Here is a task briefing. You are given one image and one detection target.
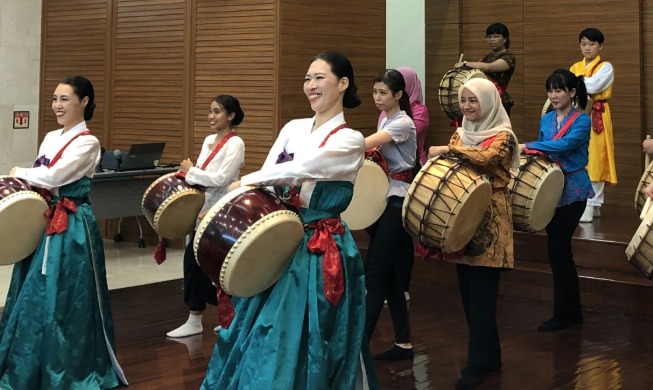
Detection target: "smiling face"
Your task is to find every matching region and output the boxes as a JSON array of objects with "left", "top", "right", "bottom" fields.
[
  {"left": 580, "top": 37, "right": 602, "bottom": 61},
  {"left": 52, "top": 83, "right": 87, "bottom": 131},
  {"left": 460, "top": 88, "right": 482, "bottom": 122},
  {"left": 303, "top": 59, "right": 347, "bottom": 115},
  {"left": 373, "top": 81, "right": 401, "bottom": 114},
  {"left": 208, "top": 100, "right": 232, "bottom": 132}
]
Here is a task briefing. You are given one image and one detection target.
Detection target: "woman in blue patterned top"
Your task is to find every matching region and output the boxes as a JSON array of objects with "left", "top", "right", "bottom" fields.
[{"left": 521, "top": 69, "right": 593, "bottom": 332}]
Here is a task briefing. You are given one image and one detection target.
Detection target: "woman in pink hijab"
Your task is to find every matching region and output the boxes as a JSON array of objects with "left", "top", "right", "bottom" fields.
[{"left": 378, "top": 66, "right": 430, "bottom": 167}]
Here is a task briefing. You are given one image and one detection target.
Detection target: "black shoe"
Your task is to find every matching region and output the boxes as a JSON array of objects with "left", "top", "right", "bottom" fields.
[
  {"left": 372, "top": 345, "right": 414, "bottom": 361},
  {"left": 455, "top": 369, "right": 484, "bottom": 390},
  {"left": 537, "top": 315, "right": 583, "bottom": 332}
]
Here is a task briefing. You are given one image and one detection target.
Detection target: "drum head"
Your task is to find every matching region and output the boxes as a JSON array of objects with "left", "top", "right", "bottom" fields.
[
  {"left": 626, "top": 211, "right": 653, "bottom": 278},
  {"left": 444, "top": 181, "right": 492, "bottom": 252},
  {"left": 341, "top": 160, "right": 389, "bottom": 230},
  {"left": 221, "top": 210, "right": 303, "bottom": 297},
  {"left": 524, "top": 167, "right": 564, "bottom": 232},
  {"left": 154, "top": 191, "right": 205, "bottom": 238},
  {"left": 0, "top": 192, "right": 48, "bottom": 265}
]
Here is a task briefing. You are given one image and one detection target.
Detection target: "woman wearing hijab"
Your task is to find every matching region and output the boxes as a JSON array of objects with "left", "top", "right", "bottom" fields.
[{"left": 429, "top": 77, "right": 519, "bottom": 390}]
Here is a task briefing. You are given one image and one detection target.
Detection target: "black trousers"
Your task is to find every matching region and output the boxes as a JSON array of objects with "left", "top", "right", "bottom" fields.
[
  {"left": 456, "top": 264, "right": 502, "bottom": 371},
  {"left": 183, "top": 232, "right": 217, "bottom": 311},
  {"left": 545, "top": 200, "right": 586, "bottom": 320},
  {"left": 365, "top": 196, "right": 414, "bottom": 344}
]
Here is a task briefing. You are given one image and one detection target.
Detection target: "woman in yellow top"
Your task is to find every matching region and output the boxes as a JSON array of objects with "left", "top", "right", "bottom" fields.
[{"left": 570, "top": 27, "right": 616, "bottom": 222}]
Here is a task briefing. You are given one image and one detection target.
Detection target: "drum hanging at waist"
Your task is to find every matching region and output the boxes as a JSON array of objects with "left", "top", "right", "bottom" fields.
[
  {"left": 438, "top": 67, "right": 487, "bottom": 120},
  {"left": 194, "top": 185, "right": 304, "bottom": 297},
  {"left": 141, "top": 172, "right": 205, "bottom": 239},
  {"left": 509, "top": 155, "right": 564, "bottom": 233},
  {"left": 402, "top": 157, "right": 491, "bottom": 253},
  {"left": 0, "top": 176, "right": 48, "bottom": 265}
]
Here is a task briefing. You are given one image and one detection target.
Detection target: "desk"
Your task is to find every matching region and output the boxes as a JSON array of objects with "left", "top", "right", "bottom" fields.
[{"left": 90, "top": 167, "right": 179, "bottom": 220}]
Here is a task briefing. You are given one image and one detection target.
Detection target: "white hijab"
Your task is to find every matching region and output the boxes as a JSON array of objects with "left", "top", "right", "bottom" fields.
[{"left": 455, "top": 78, "right": 520, "bottom": 169}]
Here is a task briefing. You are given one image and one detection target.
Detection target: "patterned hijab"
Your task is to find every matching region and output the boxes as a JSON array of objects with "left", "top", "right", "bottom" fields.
[{"left": 456, "top": 78, "right": 520, "bottom": 168}]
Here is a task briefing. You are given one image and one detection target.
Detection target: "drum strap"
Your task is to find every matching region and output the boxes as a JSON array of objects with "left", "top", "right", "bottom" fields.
[
  {"left": 523, "top": 112, "right": 581, "bottom": 157},
  {"left": 199, "top": 131, "right": 237, "bottom": 170},
  {"left": 390, "top": 170, "right": 413, "bottom": 184},
  {"left": 319, "top": 124, "right": 348, "bottom": 147},
  {"left": 306, "top": 217, "right": 345, "bottom": 305},
  {"left": 47, "top": 131, "right": 92, "bottom": 168},
  {"left": 365, "top": 148, "right": 389, "bottom": 175},
  {"left": 283, "top": 124, "right": 350, "bottom": 209}
]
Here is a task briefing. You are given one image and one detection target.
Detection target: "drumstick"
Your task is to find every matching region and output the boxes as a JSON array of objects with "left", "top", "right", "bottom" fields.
[
  {"left": 646, "top": 135, "right": 651, "bottom": 168},
  {"left": 458, "top": 54, "right": 464, "bottom": 63},
  {"left": 641, "top": 197, "right": 652, "bottom": 221}
]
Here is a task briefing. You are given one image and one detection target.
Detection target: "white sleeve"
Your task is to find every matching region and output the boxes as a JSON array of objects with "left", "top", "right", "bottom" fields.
[
  {"left": 382, "top": 116, "right": 414, "bottom": 144},
  {"left": 241, "top": 129, "right": 364, "bottom": 187},
  {"left": 584, "top": 62, "right": 614, "bottom": 94},
  {"left": 185, "top": 137, "right": 245, "bottom": 188},
  {"left": 14, "top": 135, "right": 100, "bottom": 191}
]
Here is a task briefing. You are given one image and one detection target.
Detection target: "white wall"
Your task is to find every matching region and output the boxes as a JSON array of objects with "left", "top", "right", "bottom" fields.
[
  {"left": 386, "top": 0, "right": 426, "bottom": 98},
  {"left": 0, "top": 0, "right": 41, "bottom": 174}
]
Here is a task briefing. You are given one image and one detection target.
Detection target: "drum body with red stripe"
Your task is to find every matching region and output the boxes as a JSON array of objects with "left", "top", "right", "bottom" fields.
[
  {"left": 142, "top": 172, "right": 205, "bottom": 239},
  {"left": 0, "top": 176, "right": 48, "bottom": 265},
  {"left": 194, "top": 185, "right": 304, "bottom": 297}
]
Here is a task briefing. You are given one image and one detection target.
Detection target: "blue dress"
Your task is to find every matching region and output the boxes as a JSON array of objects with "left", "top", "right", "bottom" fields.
[
  {"left": 201, "top": 181, "right": 377, "bottom": 389},
  {"left": 0, "top": 177, "right": 126, "bottom": 389}
]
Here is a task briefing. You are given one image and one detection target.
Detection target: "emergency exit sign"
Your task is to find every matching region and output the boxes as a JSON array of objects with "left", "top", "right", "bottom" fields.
[{"left": 13, "top": 111, "right": 29, "bottom": 129}]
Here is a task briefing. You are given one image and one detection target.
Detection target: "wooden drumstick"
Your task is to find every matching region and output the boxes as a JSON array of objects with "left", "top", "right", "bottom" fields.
[
  {"left": 646, "top": 135, "right": 651, "bottom": 168},
  {"left": 458, "top": 54, "right": 464, "bottom": 63}
]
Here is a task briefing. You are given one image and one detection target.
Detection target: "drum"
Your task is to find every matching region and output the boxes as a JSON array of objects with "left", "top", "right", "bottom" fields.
[
  {"left": 625, "top": 207, "right": 653, "bottom": 279},
  {"left": 402, "top": 157, "right": 492, "bottom": 253},
  {"left": 509, "top": 155, "right": 564, "bottom": 233},
  {"left": 0, "top": 176, "right": 48, "bottom": 265},
  {"left": 635, "top": 160, "right": 653, "bottom": 214},
  {"left": 438, "top": 67, "right": 487, "bottom": 120},
  {"left": 341, "top": 159, "right": 389, "bottom": 230},
  {"left": 194, "top": 185, "right": 304, "bottom": 297},
  {"left": 142, "top": 172, "right": 205, "bottom": 239}
]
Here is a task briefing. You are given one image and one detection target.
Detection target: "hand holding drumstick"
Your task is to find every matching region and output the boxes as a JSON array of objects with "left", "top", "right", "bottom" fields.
[{"left": 454, "top": 54, "right": 466, "bottom": 69}]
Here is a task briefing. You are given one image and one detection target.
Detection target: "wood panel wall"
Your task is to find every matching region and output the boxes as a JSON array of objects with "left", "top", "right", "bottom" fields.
[
  {"left": 39, "top": 0, "right": 385, "bottom": 244},
  {"left": 426, "top": 0, "right": 644, "bottom": 207}
]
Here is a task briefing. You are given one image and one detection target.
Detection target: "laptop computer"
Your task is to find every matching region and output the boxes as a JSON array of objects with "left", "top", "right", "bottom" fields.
[{"left": 99, "top": 142, "right": 165, "bottom": 171}]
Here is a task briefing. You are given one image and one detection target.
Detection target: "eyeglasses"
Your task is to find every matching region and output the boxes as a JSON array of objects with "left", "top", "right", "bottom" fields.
[{"left": 485, "top": 34, "right": 504, "bottom": 41}]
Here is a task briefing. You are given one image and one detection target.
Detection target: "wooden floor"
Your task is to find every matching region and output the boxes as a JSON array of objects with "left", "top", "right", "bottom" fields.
[
  {"left": 107, "top": 276, "right": 653, "bottom": 390},
  {"left": 4, "top": 204, "right": 653, "bottom": 389}
]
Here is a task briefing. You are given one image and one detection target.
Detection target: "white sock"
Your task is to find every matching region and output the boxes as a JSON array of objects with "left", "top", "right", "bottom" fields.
[{"left": 188, "top": 313, "right": 202, "bottom": 326}]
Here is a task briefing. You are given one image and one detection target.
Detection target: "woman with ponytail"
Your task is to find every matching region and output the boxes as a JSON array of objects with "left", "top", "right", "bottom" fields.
[
  {"left": 364, "top": 69, "right": 417, "bottom": 361},
  {"left": 521, "top": 69, "right": 592, "bottom": 332}
]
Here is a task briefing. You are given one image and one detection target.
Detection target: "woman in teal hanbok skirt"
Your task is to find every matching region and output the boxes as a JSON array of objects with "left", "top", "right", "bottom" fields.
[
  {"left": 201, "top": 51, "right": 378, "bottom": 389},
  {"left": 0, "top": 76, "right": 126, "bottom": 389}
]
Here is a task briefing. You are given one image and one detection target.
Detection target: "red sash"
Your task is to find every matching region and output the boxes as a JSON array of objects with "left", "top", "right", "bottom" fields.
[
  {"left": 587, "top": 60, "right": 606, "bottom": 134},
  {"left": 44, "top": 130, "right": 92, "bottom": 235}
]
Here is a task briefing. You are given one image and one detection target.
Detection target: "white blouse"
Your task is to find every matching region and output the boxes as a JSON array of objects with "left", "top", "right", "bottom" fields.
[
  {"left": 241, "top": 112, "right": 364, "bottom": 208},
  {"left": 185, "top": 133, "right": 245, "bottom": 213},
  {"left": 14, "top": 121, "right": 100, "bottom": 196}
]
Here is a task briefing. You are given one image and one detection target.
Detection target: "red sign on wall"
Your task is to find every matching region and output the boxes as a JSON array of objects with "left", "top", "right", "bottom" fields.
[{"left": 13, "top": 111, "right": 29, "bottom": 129}]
